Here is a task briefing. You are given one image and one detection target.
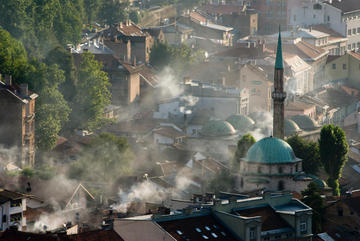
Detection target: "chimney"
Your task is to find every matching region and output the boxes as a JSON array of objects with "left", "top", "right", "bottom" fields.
[
  {"left": 4, "top": 75, "right": 12, "bottom": 86},
  {"left": 119, "top": 22, "right": 123, "bottom": 29},
  {"left": 133, "top": 56, "right": 136, "bottom": 66},
  {"left": 309, "top": 26, "right": 312, "bottom": 32},
  {"left": 183, "top": 77, "right": 191, "bottom": 84},
  {"left": 20, "top": 83, "right": 29, "bottom": 96}
]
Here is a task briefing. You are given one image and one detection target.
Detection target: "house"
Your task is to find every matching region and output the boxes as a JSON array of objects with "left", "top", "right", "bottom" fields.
[
  {"left": 0, "top": 189, "right": 27, "bottom": 231},
  {"left": 73, "top": 53, "right": 141, "bottom": 105},
  {"left": 325, "top": 52, "right": 360, "bottom": 89},
  {"left": 285, "top": 99, "right": 317, "bottom": 119},
  {"left": 180, "top": 11, "right": 233, "bottom": 47},
  {"left": 114, "top": 192, "right": 313, "bottom": 241},
  {"left": 0, "top": 76, "right": 38, "bottom": 168},
  {"left": 101, "top": 20, "right": 153, "bottom": 64},
  {"left": 324, "top": 0, "right": 360, "bottom": 53},
  {"left": 251, "top": 0, "right": 288, "bottom": 34},
  {"left": 152, "top": 124, "right": 186, "bottom": 146},
  {"left": 239, "top": 64, "right": 273, "bottom": 113},
  {"left": 143, "top": 28, "right": 165, "bottom": 44},
  {"left": 311, "top": 24, "right": 348, "bottom": 56},
  {"left": 199, "top": 4, "right": 258, "bottom": 38},
  {"left": 161, "top": 24, "right": 193, "bottom": 45}
]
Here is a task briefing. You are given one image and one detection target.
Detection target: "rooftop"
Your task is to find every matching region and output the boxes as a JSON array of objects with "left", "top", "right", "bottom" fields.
[
  {"left": 225, "top": 114, "right": 254, "bottom": 131},
  {"left": 289, "top": 115, "right": 319, "bottom": 131},
  {"left": 156, "top": 214, "right": 237, "bottom": 241},
  {"left": 326, "top": 0, "right": 360, "bottom": 14},
  {"left": 200, "top": 120, "right": 236, "bottom": 137},
  {"left": 234, "top": 206, "right": 291, "bottom": 231}
]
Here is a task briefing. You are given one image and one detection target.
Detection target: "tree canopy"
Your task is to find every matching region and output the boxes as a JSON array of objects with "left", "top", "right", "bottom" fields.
[
  {"left": 287, "top": 135, "right": 321, "bottom": 175},
  {"left": 319, "top": 125, "right": 349, "bottom": 196},
  {"left": 232, "top": 134, "right": 256, "bottom": 172},
  {"left": 68, "top": 133, "right": 133, "bottom": 182},
  {"left": 70, "top": 52, "right": 111, "bottom": 130},
  {"left": 301, "top": 182, "right": 325, "bottom": 233}
]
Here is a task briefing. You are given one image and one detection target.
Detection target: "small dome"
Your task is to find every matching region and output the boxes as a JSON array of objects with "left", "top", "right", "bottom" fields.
[
  {"left": 200, "top": 120, "right": 236, "bottom": 137},
  {"left": 285, "top": 118, "right": 301, "bottom": 136},
  {"left": 226, "top": 114, "right": 255, "bottom": 131},
  {"left": 289, "top": 115, "right": 318, "bottom": 131},
  {"left": 244, "top": 137, "right": 299, "bottom": 164}
]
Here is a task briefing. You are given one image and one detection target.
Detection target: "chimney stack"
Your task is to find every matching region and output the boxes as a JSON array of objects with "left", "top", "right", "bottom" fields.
[
  {"left": 20, "top": 83, "right": 29, "bottom": 96},
  {"left": 133, "top": 56, "right": 136, "bottom": 66},
  {"left": 4, "top": 75, "right": 12, "bottom": 86}
]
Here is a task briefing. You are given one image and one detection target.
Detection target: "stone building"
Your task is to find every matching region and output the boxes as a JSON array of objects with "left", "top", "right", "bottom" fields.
[
  {"left": 0, "top": 76, "right": 38, "bottom": 167},
  {"left": 101, "top": 20, "right": 153, "bottom": 64}
]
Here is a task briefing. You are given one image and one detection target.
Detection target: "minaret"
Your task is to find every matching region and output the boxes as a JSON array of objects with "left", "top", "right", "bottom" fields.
[{"left": 272, "top": 28, "right": 286, "bottom": 139}]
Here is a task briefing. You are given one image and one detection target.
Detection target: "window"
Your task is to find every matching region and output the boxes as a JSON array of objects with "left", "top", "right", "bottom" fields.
[
  {"left": 343, "top": 64, "right": 347, "bottom": 70},
  {"left": 353, "top": 43, "right": 356, "bottom": 49},
  {"left": 293, "top": 15, "right": 296, "bottom": 22},
  {"left": 258, "top": 166, "right": 262, "bottom": 173},
  {"left": 313, "top": 14, "right": 316, "bottom": 19},
  {"left": 278, "top": 166, "right": 283, "bottom": 174},
  {"left": 358, "top": 27, "right": 360, "bottom": 34},
  {"left": 348, "top": 29, "right": 352, "bottom": 36},
  {"left": 348, "top": 44, "right": 352, "bottom": 50},
  {"left": 278, "top": 180, "right": 285, "bottom": 190},
  {"left": 250, "top": 227, "right": 256, "bottom": 240},
  {"left": 332, "top": 63, "right": 336, "bottom": 69},
  {"left": 353, "top": 28, "right": 357, "bottom": 35},
  {"left": 358, "top": 42, "right": 360, "bottom": 49},
  {"left": 327, "top": 16, "right": 330, "bottom": 22},
  {"left": 300, "top": 220, "right": 307, "bottom": 233}
]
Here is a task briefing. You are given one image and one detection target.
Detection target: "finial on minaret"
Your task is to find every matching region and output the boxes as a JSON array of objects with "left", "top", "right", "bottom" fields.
[
  {"left": 272, "top": 25, "right": 286, "bottom": 140},
  {"left": 275, "top": 25, "right": 283, "bottom": 69}
]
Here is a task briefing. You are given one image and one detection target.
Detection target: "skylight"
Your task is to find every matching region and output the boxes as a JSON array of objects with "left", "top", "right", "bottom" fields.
[
  {"left": 205, "top": 226, "right": 211, "bottom": 231},
  {"left": 202, "top": 235, "right": 209, "bottom": 239},
  {"left": 176, "top": 230, "right": 183, "bottom": 235},
  {"left": 211, "top": 232, "right": 218, "bottom": 238},
  {"left": 221, "top": 231, "right": 227, "bottom": 236},
  {"left": 196, "top": 228, "right": 202, "bottom": 232}
]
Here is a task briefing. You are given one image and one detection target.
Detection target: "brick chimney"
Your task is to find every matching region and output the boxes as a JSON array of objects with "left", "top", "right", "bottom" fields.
[
  {"left": 20, "top": 83, "right": 29, "bottom": 96},
  {"left": 4, "top": 75, "right": 12, "bottom": 86}
]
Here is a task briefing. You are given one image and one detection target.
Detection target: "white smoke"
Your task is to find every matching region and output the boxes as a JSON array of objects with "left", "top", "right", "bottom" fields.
[
  {"left": 157, "top": 67, "right": 184, "bottom": 98},
  {"left": 249, "top": 112, "right": 273, "bottom": 141}
]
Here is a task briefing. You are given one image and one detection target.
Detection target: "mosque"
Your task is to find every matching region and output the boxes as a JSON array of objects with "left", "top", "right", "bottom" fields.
[{"left": 236, "top": 30, "right": 318, "bottom": 193}]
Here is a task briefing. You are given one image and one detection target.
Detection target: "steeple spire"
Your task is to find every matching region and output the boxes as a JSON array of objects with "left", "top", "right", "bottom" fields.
[{"left": 275, "top": 26, "right": 283, "bottom": 69}]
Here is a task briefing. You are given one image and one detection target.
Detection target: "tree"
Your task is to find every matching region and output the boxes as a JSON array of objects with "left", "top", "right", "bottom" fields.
[
  {"left": 98, "top": 0, "right": 128, "bottom": 25},
  {"left": 71, "top": 52, "right": 111, "bottom": 130},
  {"left": 129, "top": 10, "right": 140, "bottom": 24},
  {"left": 24, "top": 61, "right": 71, "bottom": 151},
  {"left": 287, "top": 135, "right": 321, "bottom": 175},
  {"left": 319, "top": 125, "right": 349, "bottom": 196},
  {"left": 68, "top": 133, "right": 133, "bottom": 182},
  {"left": 84, "top": 0, "right": 102, "bottom": 24},
  {"left": 232, "top": 134, "right": 256, "bottom": 172},
  {"left": 302, "top": 182, "right": 325, "bottom": 233}
]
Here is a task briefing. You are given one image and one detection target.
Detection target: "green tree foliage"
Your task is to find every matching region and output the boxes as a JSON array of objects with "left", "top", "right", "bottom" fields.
[
  {"left": 319, "top": 125, "right": 349, "bottom": 196},
  {"left": 71, "top": 52, "right": 111, "bottom": 130},
  {"left": 302, "top": 182, "right": 325, "bottom": 233},
  {"left": 24, "top": 61, "right": 71, "bottom": 151},
  {"left": 84, "top": 0, "right": 102, "bottom": 24},
  {"left": 287, "top": 135, "right": 321, "bottom": 175},
  {"left": 150, "top": 42, "right": 201, "bottom": 76},
  {"left": 233, "top": 134, "right": 256, "bottom": 172},
  {"left": 98, "top": 0, "right": 128, "bottom": 25},
  {"left": 0, "top": 28, "right": 28, "bottom": 78},
  {"left": 68, "top": 133, "right": 133, "bottom": 182},
  {"left": 129, "top": 10, "right": 140, "bottom": 24}
]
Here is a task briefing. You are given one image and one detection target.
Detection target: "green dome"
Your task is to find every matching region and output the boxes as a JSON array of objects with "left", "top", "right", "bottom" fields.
[
  {"left": 285, "top": 118, "right": 301, "bottom": 136},
  {"left": 244, "top": 137, "right": 298, "bottom": 164},
  {"left": 289, "top": 115, "right": 318, "bottom": 131},
  {"left": 200, "top": 120, "right": 236, "bottom": 137},
  {"left": 226, "top": 115, "right": 255, "bottom": 131}
]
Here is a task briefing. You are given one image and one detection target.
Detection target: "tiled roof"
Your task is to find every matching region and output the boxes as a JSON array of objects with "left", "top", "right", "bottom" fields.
[
  {"left": 157, "top": 214, "right": 237, "bottom": 240},
  {"left": 66, "top": 229, "right": 125, "bottom": 241},
  {"left": 190, "top": 12, "right": 209, "bottom": 24},
  {"left": 286, "top": 100, "right": 315, "bottom": 111},
  {"left": 326, "top": 0, "right": 360, "bottom": 13},
  {"left": 317, "top": 87, "right": 359, "bottom": 108},
  {"left": 326, "top": 55, "right": 342, "bottom": 64},
  {"left": 234, "top": 206, "right": 291, "bottom": 231},
  {"left": 0, "top": 189, "right": 25, "bottom": 204},
  {"left": 139, "top": 65, "right": 159, "bottom": 87},
  {"left": 153, "top": 127, "right": 185, "bottom": 138},
  {"left": 106, "top": 21, "right": 146, "bottom": 37},
  {"left": 348, "top": 51, "right": 360, "bottom": 60},
  {"left": 311, "top": 24, "right": 345, "bottom": 38}
]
